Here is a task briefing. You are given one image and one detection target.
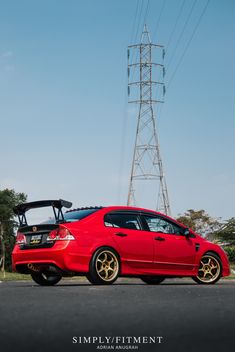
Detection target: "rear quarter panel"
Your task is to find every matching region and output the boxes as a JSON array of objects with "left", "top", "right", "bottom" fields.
[{"left": 65, "top": 212, "right": 120, "bottom": 272}]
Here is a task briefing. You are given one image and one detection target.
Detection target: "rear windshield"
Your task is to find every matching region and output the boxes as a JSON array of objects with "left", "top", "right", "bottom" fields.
[
  {"left": 64, "top": 209, "right": 99, "bottom": 222},
  {"left": 41, "top": 208, "right": 100, "bottom": 224}
]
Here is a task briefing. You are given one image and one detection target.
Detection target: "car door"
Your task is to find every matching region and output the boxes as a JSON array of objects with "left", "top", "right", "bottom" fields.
[
  {"left": 104, "top": 211, "right": 154, "bottom": 270},
  {"left": 141, "top": 213, "right": 196, "bottom": 275}
]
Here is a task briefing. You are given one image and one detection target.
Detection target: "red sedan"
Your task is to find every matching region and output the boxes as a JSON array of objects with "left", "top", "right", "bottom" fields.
[{"left": 12, "top": 200, "right": 230, "bottom": 285}]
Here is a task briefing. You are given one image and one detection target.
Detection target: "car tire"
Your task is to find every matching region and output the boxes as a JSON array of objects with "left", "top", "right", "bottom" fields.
[
  {"left": 192, "top": 252, "right": 222, "bottom": 285},
  {"left": 141, "top": 276, "right": 165, "bottom": 285},
  {"left": 86, "top": 247, "right": 120, "bottom": 285},
  {"left": 31, "top": 271, "right": 62, "bottom": 286}
]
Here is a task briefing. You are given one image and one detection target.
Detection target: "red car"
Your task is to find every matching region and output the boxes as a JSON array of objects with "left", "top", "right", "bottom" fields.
[{"left": 12, "top": 199, "right": 230, "bottom": 286}]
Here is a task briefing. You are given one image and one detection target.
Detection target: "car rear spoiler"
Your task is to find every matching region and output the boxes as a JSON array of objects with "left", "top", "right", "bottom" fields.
[{"left": 13, "top": 199, "right": 72, "bottom": 227}]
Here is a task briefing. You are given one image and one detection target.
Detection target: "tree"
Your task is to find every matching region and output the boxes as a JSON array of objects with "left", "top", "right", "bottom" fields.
[
  {"left": 214, "top": 217, "right": 235, "bottom": 244},
  {"left": 176, "top": 209, "right": 220, "bottom": 237},
  {"left": 214, "top": 218, "right": 235, "bottom": 262},
  {"left": 0, "top": 188, "right": 27, "bottom": 272}
]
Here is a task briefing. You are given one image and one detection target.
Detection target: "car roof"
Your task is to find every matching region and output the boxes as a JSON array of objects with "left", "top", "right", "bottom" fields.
[
  {"left": 67, "top": 205, "right": 160, "bottom": 214},
  {"left": 65, "top": 205, "right": 190, "bottom": 231},
  {"left": 98, "top": 205, "right": 179, "bottom": 223},
  {"left": 101, "top": 206, "right": 192, "bottom": 231}
]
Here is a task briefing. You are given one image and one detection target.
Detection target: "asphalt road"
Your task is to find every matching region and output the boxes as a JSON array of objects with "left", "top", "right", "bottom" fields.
[{"left": 0, "top": 278, "right": 235, "bottom": 352}]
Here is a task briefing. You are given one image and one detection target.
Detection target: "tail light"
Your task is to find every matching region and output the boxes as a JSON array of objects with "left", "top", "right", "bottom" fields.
[
  {"left": 47, "top": 228, "right": 75, "bottom": 241},
  {"left": 16, "top": 232, "right": 26, "bottom": 244}
]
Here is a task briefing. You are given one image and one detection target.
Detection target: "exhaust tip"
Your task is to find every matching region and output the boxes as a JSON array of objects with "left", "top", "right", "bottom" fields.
[{"left": 27, "top": 263, "right": 40, "bottom": 272}]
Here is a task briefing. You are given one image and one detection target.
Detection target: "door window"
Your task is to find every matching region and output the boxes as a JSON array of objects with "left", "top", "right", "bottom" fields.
[
  {"left": 104, "top": 213, "right": 141, "bottom": 230},
  {"left": 143, "top": 215, "right": 182, "bottom": 235}
]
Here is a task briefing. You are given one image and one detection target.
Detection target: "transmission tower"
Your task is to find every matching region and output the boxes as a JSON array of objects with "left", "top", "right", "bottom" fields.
[{"left": 127, "top": 25, "right": 171, "bottom": 215}]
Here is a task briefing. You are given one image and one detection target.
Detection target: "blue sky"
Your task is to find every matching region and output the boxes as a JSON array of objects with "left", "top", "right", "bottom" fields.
[{"left": 0, "top": 0, "right": 235, "bottom": 221}]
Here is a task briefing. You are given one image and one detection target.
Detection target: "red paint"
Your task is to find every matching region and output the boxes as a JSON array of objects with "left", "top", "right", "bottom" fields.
[{"left": 12, "top": 206, "right": 230, "bottom": 279}]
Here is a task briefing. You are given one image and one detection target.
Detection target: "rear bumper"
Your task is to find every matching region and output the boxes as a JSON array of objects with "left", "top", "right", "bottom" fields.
[{"left": 12, "top": 241, "right": 90, "bottom": 273}]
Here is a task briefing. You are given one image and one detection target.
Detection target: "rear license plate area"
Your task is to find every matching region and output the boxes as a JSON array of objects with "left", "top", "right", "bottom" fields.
[{"left": 30, "top": 234, "right": 42, "bottom": 245}]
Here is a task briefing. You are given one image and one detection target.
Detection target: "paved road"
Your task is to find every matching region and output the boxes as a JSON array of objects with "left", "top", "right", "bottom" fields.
[{"left": 0, "top": 278, "right": 234, "bottom": 352}]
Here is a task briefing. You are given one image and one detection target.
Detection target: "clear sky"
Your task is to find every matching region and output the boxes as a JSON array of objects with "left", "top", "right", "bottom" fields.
[{"left": 0, "top": 0, "right": 235, "bottom": 221}]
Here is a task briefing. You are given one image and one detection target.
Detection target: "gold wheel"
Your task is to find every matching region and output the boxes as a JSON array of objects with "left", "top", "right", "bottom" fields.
[
  {"left": 95, "top": 250, "right": 119, "bottom": 282},
  {"left": 196, "top": 254, "right": 221, "bottom": 283}
]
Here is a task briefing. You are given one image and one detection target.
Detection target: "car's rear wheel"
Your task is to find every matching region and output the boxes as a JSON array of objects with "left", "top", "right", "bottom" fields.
[
  {"left": 86, "top": 247, "right": 120, "bottom": 285},
  {"left": 31, "top": 271, "right": 62, "bottom": 286},
  {"left": 141, "top": 276, "right": 165, "bottom": 285},
  {"left": 192, "top": 252, "right": 222, "bottom": 285}
]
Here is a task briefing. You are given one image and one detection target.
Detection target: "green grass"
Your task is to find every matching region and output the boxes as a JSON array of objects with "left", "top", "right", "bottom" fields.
[{"left": 0, "top": 271, "right": 31, "bottom": 281}]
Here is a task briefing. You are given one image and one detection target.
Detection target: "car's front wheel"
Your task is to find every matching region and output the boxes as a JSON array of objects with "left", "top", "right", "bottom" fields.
[
  {"left": 141, "top": 276, "right": 165, "bottom": 285},
  {"left": 31, "top": 271, "right": 62, "bottom": 286},
  {"left": 86, "top": 247, "right": 120, "bottom": 285},
  {"left": 192, "top": 252, "right": 222, "bottom": 285}
]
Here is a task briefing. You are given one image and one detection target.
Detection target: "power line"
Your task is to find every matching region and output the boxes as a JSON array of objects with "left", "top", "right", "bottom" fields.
[
  {"left": 166, "top": 0, "right": 198, "bottom": 69},
  {"left": 155, "top": 0, "right": 186, "bottom": 124},
  {"left": 142, "top": 0, "right": 150, "bottom": 31},
  {"left": 129, "top": 0, "right": 152, "bottom": 87},
  {"left": 128, "top": 0, "right": 146, "bottom": 92},
  {"left": 119, "top": 0, "right": 144, "bottom": 203},
  {"left": 167, "top": 0, "right": 211, "bottom": 89},
  {"left": 133, "top": 0, "right": 145, "bottom": 44},
  {"left": 130, "top": 0, "right": 141, "bottom": 44},
  {"left": 165, "top": 0, "right": 186, "bottom": 51},
  {"left": 153, "top": 0, "right": 166, "bottom": 40}
]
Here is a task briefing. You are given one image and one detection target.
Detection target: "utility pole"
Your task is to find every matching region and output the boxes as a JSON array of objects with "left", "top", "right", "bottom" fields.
[{"left": 127, "top": 25, "right": 171, "bottom": 215}]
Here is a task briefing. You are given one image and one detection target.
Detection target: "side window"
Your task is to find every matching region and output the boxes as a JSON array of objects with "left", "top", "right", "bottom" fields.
[
  {"left": 143, "top": 215, "right": 182, "bottom": 235},
  {"left": 104, "top": 213, "right": 141, "bottom": 230}
]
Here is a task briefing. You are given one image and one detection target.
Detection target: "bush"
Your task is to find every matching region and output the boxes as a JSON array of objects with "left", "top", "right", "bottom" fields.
[{"left": 224, "top": 246, "right": 235, "bottom": 263}]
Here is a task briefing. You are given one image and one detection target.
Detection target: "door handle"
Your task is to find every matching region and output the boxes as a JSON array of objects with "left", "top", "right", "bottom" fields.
[
  {"left": 115, "top": 232, "right": 128, "bottom": 237},
  {"left": 154, "top": 236, "right": 165, "bottom": 241}
]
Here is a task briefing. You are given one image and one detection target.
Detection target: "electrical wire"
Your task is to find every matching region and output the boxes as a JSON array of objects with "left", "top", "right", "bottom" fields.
[
  {"left": 165, "top": 0, "right": 186, "bottom": 51},
  {"left": 167, "top": 0, "right": 211, "bottom": 89},
  {"left": 133, "top": 0, "right": 145, "bottom": 44},
  {"left": 130, "top": 0, "right": 141, "bottom": 44},
  {"left": 142, "top": 0, "right": 150, "bottom": 32},
  {"left": 129, "top": 0, "right": 151, "bottom": 86},
  {"left": 118, "top": 0, "right": 146, "bottom": 203},
  {"left": 166, "top": 0, "right": 198, "bottom": 69},
  {"left": 152, "top": 0, "right": 166, "bottom": 40},
  {"left": 129, "top": 0, "right": 145, "bottom": 83},
  {"left": 156, "top": 0, "right": 186, "bottom": 123}
]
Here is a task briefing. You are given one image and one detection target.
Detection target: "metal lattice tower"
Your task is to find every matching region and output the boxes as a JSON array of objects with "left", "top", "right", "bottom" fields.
[{"left": 127, "top": 25, "right": 171, "bottom": 215}]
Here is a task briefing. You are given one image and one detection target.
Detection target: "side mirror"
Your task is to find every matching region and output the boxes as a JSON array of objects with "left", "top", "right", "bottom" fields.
[{"left": 182, "top": 228, "right": 190, "bottom": 236}]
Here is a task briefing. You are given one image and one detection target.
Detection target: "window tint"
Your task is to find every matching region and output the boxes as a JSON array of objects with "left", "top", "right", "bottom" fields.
[
  {"left": 64, "top": 209, "right": 99, "bottom": 222},
  {"left": 41, "top": 209, "right": 99, "bottom": 224},
  {"left": 143, "top": 215, "right": 182, "bottom": 235},
  {"left": 104, "top": 213, "right": 141, "bottom": 230}
]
